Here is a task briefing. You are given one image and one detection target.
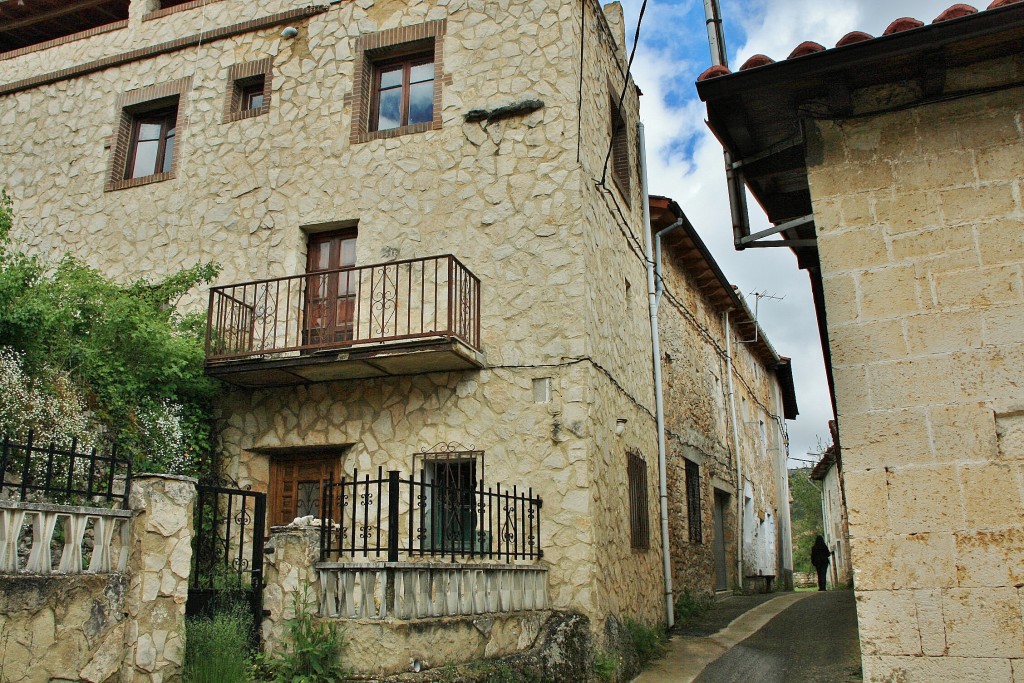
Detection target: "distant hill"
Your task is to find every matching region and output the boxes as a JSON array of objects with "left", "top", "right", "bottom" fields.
[{"left": 789, "top": 467, "right": 823, "bottom": 574}]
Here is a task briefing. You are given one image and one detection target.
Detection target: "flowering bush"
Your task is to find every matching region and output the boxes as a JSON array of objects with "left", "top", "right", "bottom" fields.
[{"left": 0, "top": 191, "right": 218, "bottom": 477}]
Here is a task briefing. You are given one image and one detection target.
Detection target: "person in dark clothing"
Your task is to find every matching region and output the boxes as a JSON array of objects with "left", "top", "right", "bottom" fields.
[{"left": 811, "top": 535, "right": 831, "bottom": 591}]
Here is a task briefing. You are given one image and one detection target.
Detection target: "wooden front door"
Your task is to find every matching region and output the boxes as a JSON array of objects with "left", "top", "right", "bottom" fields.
[
  {"left": 305, "top": 230, "right": 357, "bottom": 347},
  {"left": 713, "top": 490, "right": 729, "bottom": 591},
  {"left": 269, "top": 455, "right": 339, "bottom": 527}
]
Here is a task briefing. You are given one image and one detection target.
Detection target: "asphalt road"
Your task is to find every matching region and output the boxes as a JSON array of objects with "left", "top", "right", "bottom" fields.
[{"left": 693, "top": 591, "right": 862, "bottom": 683}]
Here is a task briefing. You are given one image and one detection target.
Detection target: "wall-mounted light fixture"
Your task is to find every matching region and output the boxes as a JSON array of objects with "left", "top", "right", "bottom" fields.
[
  {"left": 615, "top": 418, "right": 628, "bottom": 436},
  {"left": 281, "top": 26, "right": 299, "bottom": 38}
]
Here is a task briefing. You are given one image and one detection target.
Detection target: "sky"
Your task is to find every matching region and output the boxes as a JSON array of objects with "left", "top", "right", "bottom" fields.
[{"left": 617, "top": 0, "right": 959, "bottom": 466}]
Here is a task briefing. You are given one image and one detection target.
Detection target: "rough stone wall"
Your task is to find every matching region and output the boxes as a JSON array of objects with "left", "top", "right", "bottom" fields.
[
  {"left": 806, "top": 54, "right": 1024, "bottom": 681},
  {"left": 122, "top": 474, "right": 196, "bottom": 683},
  {"left": 0, "top": 0, "right": 671, "bottom": 644},
  {"left": 0, "top": 574, "right": 129, "bottom": 683},
  {"left": 656, "top": 250, "right": 790, "bottom": 597},
  {"left": 820, "top": 463, "right": 852, "bottom": 587}
]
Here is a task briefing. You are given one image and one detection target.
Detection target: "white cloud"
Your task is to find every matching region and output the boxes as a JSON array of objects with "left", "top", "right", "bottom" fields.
[{"left": 621, "top": 0, "right": 958, "bottom": 463}]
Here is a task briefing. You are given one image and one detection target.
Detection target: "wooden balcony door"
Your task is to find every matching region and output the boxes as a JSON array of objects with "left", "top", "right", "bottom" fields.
[{"left": 305, "top": 230, "right": 357, "bottom": 347}]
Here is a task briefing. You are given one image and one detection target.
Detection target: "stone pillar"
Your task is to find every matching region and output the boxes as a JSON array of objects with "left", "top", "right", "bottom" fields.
[
  {"left": 261, "top": 526, "right": 320, "bottom": 653},
  {"left": 122, "top": 474, "right": 196, "bottom": 683}
]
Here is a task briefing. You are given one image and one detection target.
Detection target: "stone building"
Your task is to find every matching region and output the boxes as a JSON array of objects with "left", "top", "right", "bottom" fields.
[
  {"left": 0, "top": 0, "right": 796, "bottom": 675},
  {"left": 698, "top": 1, "right": 1024, "bottom": 680},
  {"left": 810, "top": 428, "right": 852, "bottom": 588},
  {"left": 651, "top": 197, "right": 798, "bottom": 596}
]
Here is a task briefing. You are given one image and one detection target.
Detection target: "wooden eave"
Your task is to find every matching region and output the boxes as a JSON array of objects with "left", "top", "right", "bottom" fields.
[{"left": 0, "top": 0, "right": 130, "bottom": 52}]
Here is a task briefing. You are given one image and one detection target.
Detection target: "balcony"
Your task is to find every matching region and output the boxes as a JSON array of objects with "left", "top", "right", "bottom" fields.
[{"left": 204, "top": 255, "right": 483, "bottom": 387}]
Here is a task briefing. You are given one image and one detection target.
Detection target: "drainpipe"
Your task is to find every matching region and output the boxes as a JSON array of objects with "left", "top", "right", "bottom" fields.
[
  {"left": 639, "top": 122, "right": 680, "bottom": 627},
  {"left": 725, "top": 312, "right": 744, "bottom": 590}
]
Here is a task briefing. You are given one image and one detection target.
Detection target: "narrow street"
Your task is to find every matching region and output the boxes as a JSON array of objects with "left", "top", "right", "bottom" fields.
[{"left": 635, "top": 590, "right": 862, "bottom": 683}]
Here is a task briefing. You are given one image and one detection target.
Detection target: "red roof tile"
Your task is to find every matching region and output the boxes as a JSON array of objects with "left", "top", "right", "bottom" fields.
[
  {"left": 788, "top": 41, "right": 826, "bottom": 58},
  {"left": 697, "top": 1, "right": 1024, "bottom": 81},
  {"left": 740, "top": 54, "right": 775, "bottom": 70},
  {"left": 835, "top": 31, "right": 873, "bottom": 47},
  {"left": 933, "top": 3, "right": 978, "bottom": 21}
]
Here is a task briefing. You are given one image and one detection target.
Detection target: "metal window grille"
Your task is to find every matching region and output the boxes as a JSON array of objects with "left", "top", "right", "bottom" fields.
[
  {"left": 685, "top": 459, "right": 703, "bottom": 544},
  {"left": 626, "top": 450, "right": 649, "bottom": 550}
]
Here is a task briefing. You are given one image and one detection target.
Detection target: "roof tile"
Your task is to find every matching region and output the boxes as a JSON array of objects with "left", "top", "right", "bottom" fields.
[
  {"left": 835, "top": 31, "right": 874, "bottom": 47},
  {"left": 987, "top": 0, "right": 1022, "bottom": 8},
  {"left": 788, "top": 41, "right": 826, "bottom": 58},
  {"left": 697, "top": 64, "right": 731, "bottom": 81},
  {"left": 933, "top": 4, "right": 978, "bottom": 21},
  {"left": 740, "top": 54, "right": 775, "bottom": 70},
  {"left": 883, "top": 17, "right": 925, "bottom": 34}
]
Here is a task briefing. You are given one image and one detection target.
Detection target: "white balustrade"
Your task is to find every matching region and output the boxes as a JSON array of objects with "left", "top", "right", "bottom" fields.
[
  {"left": 317, "top": 562, "right": 548, "bottom": 621},
  {"left": 0, "top": 501, "right": 131, "bottom": 574}
]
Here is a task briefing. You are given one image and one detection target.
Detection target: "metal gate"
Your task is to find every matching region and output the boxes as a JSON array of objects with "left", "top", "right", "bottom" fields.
[{"left": 186, "top": 477, "right": 267, "bottom": 648}]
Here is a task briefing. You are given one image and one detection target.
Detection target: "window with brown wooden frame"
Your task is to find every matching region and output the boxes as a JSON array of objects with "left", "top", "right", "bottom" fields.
[
  {"left": 125, "top": 105, "right": 177, "bottom": 180},
  {"left": 371, "top": 53, "right": 435, "bottom": 132},
  {"left": 347, "top": 21, "right": 447, "bottom": 145},
  {"left": 627, "top": 450, "right": 650, "bottom": 550},
  {"left": 223, "top": 59, "right": 273, "bottom": 123},
  {"left": 609, "top": 95, "right": 632, "bottom": 205}
]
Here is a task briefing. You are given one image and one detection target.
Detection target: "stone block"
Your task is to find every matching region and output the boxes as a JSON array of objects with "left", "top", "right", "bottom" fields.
[
  {"left": 822, "top": 272, "right": 859, "bottom": 325},
  {"left": 855, "top": 589, "right": 922, "bottom": 656},
  {"left": 928, "top": 404, "right": 997, "bottom": 464},
  {"left": 885, "top": 466, "right": 960, "bottom": 535},
  {"left": 862, "top": 654, "right": 1012, "bottom": 682},
  {"left": 832, "top": 365, "right": 870, "bottom": 416},
  {"left": 942, "top": 587, "right": 1024, "bottom": 658},
  {"left": 940, "top": 184, "right": 1018, "bottom": 225},
  {"left": 959, "top": 462, "right": 1024, "bottom": 530},
  {"left": 858, "top": 265, "right": 920, "bottom": 320},
  {"left": 935, "top": 264, "right": 1023, "bottom": 310},
  {"left": 819, "top": 227, "right": 890, "bottom": 273},
  {"left": 912, "top": 589, "right": 947, "bottom": 656},
  {"left": 977, "top": 218, "right": 1024, "bottom": 267},
  {"left": 955, "top": 344, "right": 1024, "bottom": 405},
  {"left": 889, "top": 224, "right": 974, "bottom": 262},
  {"left": 996, "top": 411, "right": 1024, "bottom": 461},
  {"left": 874, "top": 191, "right": 942, "bottom": 234},
  {"left": 905, "top": 310, "right": 982, "bottom": 356},
  {"left": 844, "top": 469, "right": 890, "bottom": 539},
  {"left": 840, "top": 193, "right": 874, "bottom": 228},
  {"left": 976, "top": 142, "right": 1024, "bottom": 183},
  {"left": 892, "top": 151, "right": 974, "bottom": 192},
  {"left": 955, "top": 528, "right": 1024, "bottom": 588},
  {"left": 829, "top": 319, "right": 908, "bottom": 367},
  {"left": 867, "top": 357, "right": 956, "bottom": 411},
  {"left": 838, "top": 408, "right": 931, "bottom": 469}
]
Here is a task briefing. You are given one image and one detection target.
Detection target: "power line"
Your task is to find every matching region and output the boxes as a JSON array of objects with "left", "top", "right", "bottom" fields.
[{"left": 598, "top": 0, "right": 649, "bottom": 188}]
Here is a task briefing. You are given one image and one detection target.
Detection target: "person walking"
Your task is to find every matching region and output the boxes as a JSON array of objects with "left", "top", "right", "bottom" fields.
[{"left": 811, "top": 535, "right": 831, "bottom": 591}]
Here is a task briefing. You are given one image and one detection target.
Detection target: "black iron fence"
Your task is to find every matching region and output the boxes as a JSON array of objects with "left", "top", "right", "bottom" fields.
[
  {"left": 0, "top": 431, "right": 131, "bottom": 507},
  {"left": 320, "top": 468, "right": 543, "bottom": 563}
]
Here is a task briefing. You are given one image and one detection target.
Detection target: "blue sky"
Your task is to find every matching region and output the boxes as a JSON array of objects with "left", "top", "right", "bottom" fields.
[{"left": 616, "top": 0, "right": 961, "bottom": 465}]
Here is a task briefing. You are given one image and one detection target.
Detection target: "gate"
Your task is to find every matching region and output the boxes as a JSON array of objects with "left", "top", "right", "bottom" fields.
[{"left": 186, "top": 477, "right": 267, "bottom": 648}]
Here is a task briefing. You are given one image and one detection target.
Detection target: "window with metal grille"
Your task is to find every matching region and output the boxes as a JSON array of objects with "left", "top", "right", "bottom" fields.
[
  {"left": 685, "top": 459, "right": 703, "bottom": 544},
  {"left": 627, "top": 450, "right": 650, "bottom": 550}
]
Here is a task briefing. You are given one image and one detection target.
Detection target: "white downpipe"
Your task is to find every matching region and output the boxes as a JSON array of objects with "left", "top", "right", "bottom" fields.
[
  {"left": 639, "top": 122, "right": 677, "bottom": 627},
  {"left": 725, "top": 312, "right": 744, "bottom": 589}
]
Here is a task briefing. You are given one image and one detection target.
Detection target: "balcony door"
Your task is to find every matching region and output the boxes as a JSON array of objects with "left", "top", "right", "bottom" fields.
[{"left": 305, "top": 230, "right": 357, "bottom": 347}]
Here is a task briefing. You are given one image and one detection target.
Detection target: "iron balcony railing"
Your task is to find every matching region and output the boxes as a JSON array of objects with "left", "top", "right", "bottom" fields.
[
  {"left": 319, "top": 468, "right": 543, "bottom": 564},
  {"left": 205, "top": 255, "right": 481, "bottom": 361}
]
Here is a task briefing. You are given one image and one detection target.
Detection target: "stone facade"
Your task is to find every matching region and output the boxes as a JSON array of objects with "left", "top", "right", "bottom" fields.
[
  {"left": 806, "top": 55, "right": 1024, "bottom": 681},
  {"left": 0, "top": 475, "right": 194, "bottom": 683},
  {"left": 0, "top": 0, "right": 669, "bottom": 652}
]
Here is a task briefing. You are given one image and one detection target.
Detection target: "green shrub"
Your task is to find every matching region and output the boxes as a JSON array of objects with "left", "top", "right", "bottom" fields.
[
  {"left": 674, "top": 590, "right": 714, "bottom": 625},
  {"left": 593, "top": 650, "right": 619, "bottom": 681},
  {"left": 258, "top": 589, "right": 348, "bottom": 683},
  {"left": 184, "top": 604, "right": 253, "bottom": 683},
  {"left": 624, "top": 618, "right": 667, "bottom": 669}
]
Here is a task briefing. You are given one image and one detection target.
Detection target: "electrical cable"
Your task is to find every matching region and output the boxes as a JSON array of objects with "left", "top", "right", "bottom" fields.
[{"left": 599, "top": 0, "right": 648, "bottom": 188}]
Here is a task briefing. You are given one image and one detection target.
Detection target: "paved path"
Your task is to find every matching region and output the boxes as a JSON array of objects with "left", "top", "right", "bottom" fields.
[{"left": 633, "top": 591, "right": 861, "bottom": 683}]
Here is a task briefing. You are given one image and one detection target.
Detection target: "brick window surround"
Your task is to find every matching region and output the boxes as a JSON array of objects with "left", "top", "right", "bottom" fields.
[
  {"left": 223, "top": 58, "right": 273, "bottom": 123},
  {"left": 346, "top": 20, "right": 449, "bottom": 145},
  {"left": 627, "top": 449, "right": 650, "bottom": 550},
  {"left": 105, "top": 77, "right": 191, "bottom": 192},
  {"left": 143, "top": 0, "right": 229, "bottom": 22},
  {"left": 609, "top": 94, "right": 632, "bottom": 205}
]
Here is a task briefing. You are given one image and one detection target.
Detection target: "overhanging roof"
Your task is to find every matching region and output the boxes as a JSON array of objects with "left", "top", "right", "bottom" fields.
[{"left": 0, "top": 0, "right": 130, "bottom": 53}]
